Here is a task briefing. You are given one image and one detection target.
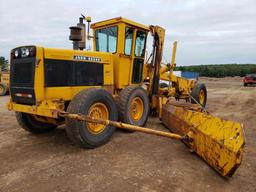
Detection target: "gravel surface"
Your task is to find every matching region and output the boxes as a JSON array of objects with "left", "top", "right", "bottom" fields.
[{"left": 0, "top": 77, "right": 255, "bottom": 192}]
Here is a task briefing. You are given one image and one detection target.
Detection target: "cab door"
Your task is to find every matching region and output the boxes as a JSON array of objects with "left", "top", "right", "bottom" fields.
[
  {"left": 118, "top": 26, "right": 134, "bottom": 88},
  {"left": 119, "top": 26, "right": 147, "bottom": 87},
  {"left": 131, "top": 30, "right": 147, "bottom": 84}
]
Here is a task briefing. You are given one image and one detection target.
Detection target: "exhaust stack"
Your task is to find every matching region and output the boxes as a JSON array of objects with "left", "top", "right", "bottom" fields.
[{"left": 69, "top": 16, "right": 86, "bottom": 50}]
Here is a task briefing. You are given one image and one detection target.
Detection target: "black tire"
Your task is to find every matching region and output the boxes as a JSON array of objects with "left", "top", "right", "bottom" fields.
[
  {"left": 15, "top": 112, "right": 57, "bottom": 133},
  {"left": 0, "top": 83, "right": 7, "bottom": 96},
  {"left": 159, "top": 82, "right": 168, "bottom": 88},
  {"left": 65, "top": 88, "right": 118, "bottom": 148},
  {"left": 244, "top": 83, "right": 248, "bottom": 87},
  {"left": 190, "top": 83, "right": 207, "bottom": 107},
  {"left": 116, "top": 86, "right": 149, "bottom": 127}
]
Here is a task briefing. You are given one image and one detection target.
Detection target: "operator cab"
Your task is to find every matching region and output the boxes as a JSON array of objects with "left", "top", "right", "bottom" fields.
[{"left": 91, "top": 17, "right": 150, "bottom": 89}]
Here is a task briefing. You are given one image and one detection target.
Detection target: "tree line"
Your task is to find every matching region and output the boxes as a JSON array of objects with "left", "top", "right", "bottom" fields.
[{"left": 175, "top": 64, "right": 256, "bottom": 77}]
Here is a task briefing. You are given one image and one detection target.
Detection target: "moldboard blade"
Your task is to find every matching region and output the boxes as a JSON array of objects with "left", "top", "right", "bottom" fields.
[{"left": 162, "top": 102, "right": 245, "bottom": 177}]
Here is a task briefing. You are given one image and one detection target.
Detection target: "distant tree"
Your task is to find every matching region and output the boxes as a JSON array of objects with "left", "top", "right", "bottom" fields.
[{"left": 174, "top": 64, "right": 256, "bottom": 77}]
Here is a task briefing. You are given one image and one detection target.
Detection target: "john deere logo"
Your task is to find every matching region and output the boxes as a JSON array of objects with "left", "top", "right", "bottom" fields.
[{"left": 73, "top": 55, "right": 101, "bottom": 62}]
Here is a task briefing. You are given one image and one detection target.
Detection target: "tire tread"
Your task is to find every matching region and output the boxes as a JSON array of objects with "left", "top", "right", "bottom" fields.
[
  {"left": 65, "top": 88, "right": 117, "bottom": 148},
  {"left": 15, "top": 112, "right": 57, "bottom": 133}
]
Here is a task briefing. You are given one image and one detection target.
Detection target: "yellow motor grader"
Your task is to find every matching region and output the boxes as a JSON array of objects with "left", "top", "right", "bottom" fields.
[
  {"left": 0, "top": 71, "right": 10, "bottom": 96},
  {"left": 7, "top": 16, "right": 244, "bottom": 177}
]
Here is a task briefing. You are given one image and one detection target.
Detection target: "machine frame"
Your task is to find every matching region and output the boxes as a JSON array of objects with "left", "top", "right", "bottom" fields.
[{"left": 8, "top": 17, "right": 197, "bottom": 119}]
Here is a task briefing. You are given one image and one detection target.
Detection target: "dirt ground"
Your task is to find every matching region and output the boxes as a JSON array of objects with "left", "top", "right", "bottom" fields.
[{"left": 0, "top": 77, "right": 255, "bottom": 192}]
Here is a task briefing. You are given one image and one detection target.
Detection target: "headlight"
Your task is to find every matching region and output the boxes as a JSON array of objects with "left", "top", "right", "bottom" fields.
[
  {"left": 14, "top": 50, "right": 19, "bottom": 58},
  {"left": 21, "top": 47, "right": 30, "bottom": 57},
  {"left": 25, "top": 48, "right": 30, "bottom": 56},
  {"left": 12, "top": 46, "right": 36, "bottom": 59}
]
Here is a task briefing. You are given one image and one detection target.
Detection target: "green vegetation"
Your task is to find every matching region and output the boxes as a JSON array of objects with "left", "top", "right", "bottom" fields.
[
  {"left": 0, "top": 56, "right": 9, "bottom": 72},
  {"left": 175, "top": 64, "right": 256, "bottom": 77}
]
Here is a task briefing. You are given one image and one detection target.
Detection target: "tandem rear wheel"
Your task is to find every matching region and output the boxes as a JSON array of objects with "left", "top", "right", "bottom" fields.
[
  {"left": 65, "top": 86, "right": 150, "bottom": 148},
  {"left": 65, "top": 88, "right": 118, "bottom": 148},
  {"left": 116, "top": 86, "right": 150, "bottom": 127}
]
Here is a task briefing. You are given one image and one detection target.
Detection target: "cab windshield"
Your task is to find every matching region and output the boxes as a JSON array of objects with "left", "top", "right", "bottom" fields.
[{"left": 95, "top": 26, "right": 118, "bottom": 53}]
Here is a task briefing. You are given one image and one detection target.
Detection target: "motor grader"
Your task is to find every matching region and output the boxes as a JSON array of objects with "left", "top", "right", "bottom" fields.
[
  {"left": 0, "top": 71, "right": 10, "bottom": 96},
  {"left": 7, "top": 16, "right": 244, "bottom": 177}
]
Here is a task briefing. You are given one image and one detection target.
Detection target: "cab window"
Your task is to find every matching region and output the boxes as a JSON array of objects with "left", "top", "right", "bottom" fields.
[
  {"left": 124, "top": 27, "right": 133, "bottom": 55},
  {"left": 95, "top": 26, "right": 118, "bottom": 53},
  {"left": 134, "top": 31, "right": 147, "bottom": 57}
]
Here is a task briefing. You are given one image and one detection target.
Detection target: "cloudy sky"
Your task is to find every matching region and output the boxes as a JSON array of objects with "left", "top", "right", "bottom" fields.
[{"left": 0, "top": 0, "right": 255, "bottom": 65}]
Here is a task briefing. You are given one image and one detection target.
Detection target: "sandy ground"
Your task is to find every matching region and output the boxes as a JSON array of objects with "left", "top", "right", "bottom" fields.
[{"left": 0, "top": 77, "right": 255, "bottom": 192}]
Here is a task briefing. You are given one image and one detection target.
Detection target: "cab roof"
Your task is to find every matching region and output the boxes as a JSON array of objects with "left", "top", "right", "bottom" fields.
[{"left": 91, "top": 17, "right": 150, "bottom": 31}]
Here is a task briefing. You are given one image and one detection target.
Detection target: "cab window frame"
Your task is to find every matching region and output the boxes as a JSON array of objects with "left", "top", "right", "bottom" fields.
[
  {"left": 124, "top": 26, "right": 134, "bottom": 56},
  {"left": 95, "top": 25, "right": 118, "bottom": 54},
  {"left": 134, "top": 30, "right": 147, "bottom": 58}
]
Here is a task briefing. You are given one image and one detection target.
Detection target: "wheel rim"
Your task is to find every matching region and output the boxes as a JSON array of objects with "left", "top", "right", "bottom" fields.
[
  {"left": 130, "top": 97, "right": 144, "bottom": 121},
  {"left": 199, "top": 90, "right": 205, "bottom": 105},
  {"left": 87, "top": 102, "right": 109, "bottom": 134}
]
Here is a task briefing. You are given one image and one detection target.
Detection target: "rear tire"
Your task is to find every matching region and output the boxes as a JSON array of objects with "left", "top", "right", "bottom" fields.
[
  {"left": 16, "top": 112, "right": 57, "bottom": 133},
  {"left": 190, "top": 83, "right": 207, "bottom": 107},
  {"left": 0, "top": 83, "right": 7, "bottom": 96},
  {"left": 244, "top": 83, "right": 248, "bottom": 86},
  {"left": 65, "top": 88, "right": 118, "bottom": 148},
  {"left": 116, "top": 86, "right": 149, "bottom": 127}
]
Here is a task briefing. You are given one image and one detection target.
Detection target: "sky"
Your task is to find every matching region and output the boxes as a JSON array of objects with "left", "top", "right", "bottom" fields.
[{"left": 0, "top": 0, "right": 256, "bottom": 65}]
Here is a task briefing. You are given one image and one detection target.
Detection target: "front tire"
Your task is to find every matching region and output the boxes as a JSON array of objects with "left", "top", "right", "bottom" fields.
[
  {"left": 16, "top": 112, "right": 57, "bottom": 133},
  {"left": 65, "top": 88, "right": 118, "bottom": 148},
  {"left": 190, "top": 83, "right": 207, "bottom": 107}
]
